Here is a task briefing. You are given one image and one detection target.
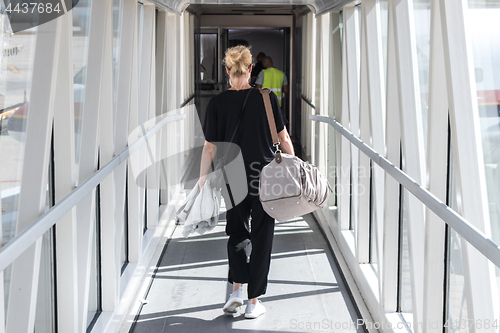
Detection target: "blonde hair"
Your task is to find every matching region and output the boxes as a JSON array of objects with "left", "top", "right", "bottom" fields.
[{"left": 224, "top": 45, "right": 253, "bottom": 77}]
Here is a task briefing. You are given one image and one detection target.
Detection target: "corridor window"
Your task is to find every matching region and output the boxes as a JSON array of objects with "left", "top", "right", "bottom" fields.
[
  {"left": 446, "top": 148, "right": 471, "bottom": 333},
  {"left": 0, "top": 6, "right": 38, "bottom": 328},
  {"left": 467, "top": 0, "right": 500, "bottom": 317},
  {"left": 200, "top": 33, "right": 217, "bottom": 82},
  {"left": 379, "top": 1, "right": 388, "bottom": 82},
  {"left": 413, "top": 0, "right": 431, "bottom": 160},
  {"left": 467, "top": 0, "right": 500, "bottom": 236},
  {"left": 73, "top": 0, "right": 92, "bottom": 167}
]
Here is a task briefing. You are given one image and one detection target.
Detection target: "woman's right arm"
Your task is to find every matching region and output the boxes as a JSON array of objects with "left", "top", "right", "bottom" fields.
[
  {"left": 199, "top": 140, "right": 217, "bottom": 189},
  {"left": 278, "top": 127, "right": 294, "bottom": 156}
]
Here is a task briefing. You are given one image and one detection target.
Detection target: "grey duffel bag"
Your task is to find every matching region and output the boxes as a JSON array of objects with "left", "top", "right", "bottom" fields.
[
  {"left": 259, "top": 152, "right": 332, "bottom": 222},
  {"left": 258, "top": 89, "right": 332, "bottom": 222}
]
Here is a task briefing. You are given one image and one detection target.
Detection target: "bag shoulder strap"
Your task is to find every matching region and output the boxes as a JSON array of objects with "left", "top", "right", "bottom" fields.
[
  {"left": 228, "top": 87, "right": 253, "bottom": 144},
  {"left": 259, "top": 88, "right": 283, "bottom": 163},
  {"left": 259, "top": 88, "right": 280, "bottom": 147},
  {"left": 219, "top": 88, "right": 253, "bottom": 209},
  {"left": 211, "top": 88, "right": 252, "bottom": 171}
]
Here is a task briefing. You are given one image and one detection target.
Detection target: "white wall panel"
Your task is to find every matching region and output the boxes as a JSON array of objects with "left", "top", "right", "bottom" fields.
[
  {"left": 99, "top": 0, "right": 118, "bottom": 311},
  {"left": 381, "top": 0, "right": 401, "bottom": 312},
  {"left": 75, "top": 0, "right": 113, "bottom": 329},
  {"left": 362, "top": 0, "right": 385, "bottom": 283},
  {"left": 127, "top": 0, "right": 142, "bottom": 264},
  {"left": 112, "top": 0, "right": 134, "bottom": 288},
  {"left": 357, "top": 14, "right": 370, "bottom": 264},
  {"left": 391, "top": 0, "right": 426, "bottom": 327},
  {"left": 160, "top": 11, "right": 181, "bottom": 205},
  {"left": 144, "top": 4, "right": 159, "bottom": 229},
  {"left": 156, "top": 11, "right": 168, "bottom": 118},
  {"left": 331, "top": 12, "right": 342, "bottom": 211},
  {"left": 422, "top": 0, "right": 448, "bottom": 330},
  {"left": 53, "top": 11, "right": 79, "bottom": 333},
  {"left": 344, "top": 5, "right": 360, "bottom": 236},
  {"left": 338, "top": 10, "right": 352, "bottom": 231},
  {"left": 313, "top": 16, "right": 321, "bottom": 167}
]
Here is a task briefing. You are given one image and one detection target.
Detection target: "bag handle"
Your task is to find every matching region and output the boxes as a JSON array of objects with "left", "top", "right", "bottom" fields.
[{"left": 259, "top": 88, "right": 283, "bottom": 163}]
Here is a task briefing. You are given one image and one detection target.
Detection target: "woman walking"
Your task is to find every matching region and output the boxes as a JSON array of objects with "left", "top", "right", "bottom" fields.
[{"left": 199, "top": 45, "right": 294, "bottom": 319}]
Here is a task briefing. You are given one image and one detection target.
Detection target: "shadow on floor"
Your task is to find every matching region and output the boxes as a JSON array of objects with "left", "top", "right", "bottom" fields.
[
  {"left": 129, "top": 213, "right": 364, "bottom": 333},
  {"left": 134, "top": 314, "right": 319, "bottom": 333}
]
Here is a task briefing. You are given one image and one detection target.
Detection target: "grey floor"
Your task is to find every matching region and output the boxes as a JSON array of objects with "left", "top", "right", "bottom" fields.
[{"left": 131, "top": 213, "right": 364, "bottom": 333}]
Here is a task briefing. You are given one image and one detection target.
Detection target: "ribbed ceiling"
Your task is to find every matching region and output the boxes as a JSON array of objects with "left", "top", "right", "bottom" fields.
[
  {"left": 187, "top": 4, "right": 303, "bottom": 15},
  {"left": 149, "top": 0, "right": 353, "bottom": 16}
]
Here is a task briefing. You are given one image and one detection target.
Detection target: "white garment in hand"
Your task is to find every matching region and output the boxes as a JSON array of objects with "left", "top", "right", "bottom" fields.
[{"left": 177, "top": 175, "right": 222, "bottom": 237}]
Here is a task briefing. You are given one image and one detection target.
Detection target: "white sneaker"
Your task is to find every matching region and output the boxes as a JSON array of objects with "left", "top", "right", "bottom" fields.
[
  {"left": 244, "top": 300, "right": 266, "bottom": 319},
  {"left": 222, "top": 288, "right": 243, "bottom": 313}
]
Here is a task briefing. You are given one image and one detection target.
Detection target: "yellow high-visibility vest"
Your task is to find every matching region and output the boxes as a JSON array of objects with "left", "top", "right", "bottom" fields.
[{"left": 262, "top": 67, "right": 284, "bottom": 107}]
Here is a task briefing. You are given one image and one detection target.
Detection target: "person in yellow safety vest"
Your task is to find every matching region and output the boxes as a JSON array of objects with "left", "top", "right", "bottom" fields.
[{"left": 255, "top": 56, "right": 289, "bottom": 107}]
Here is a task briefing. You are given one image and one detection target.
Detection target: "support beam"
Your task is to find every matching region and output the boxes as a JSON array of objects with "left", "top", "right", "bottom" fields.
[
  {"left": 422, "top": 0, "right": 448, "bottom": 331},
  {"left": 357, "top": 7, "right": 371, "bottom": 264},
  {"left": 381, "top": 0, "right": 401, "bottom": 312},
  {"left": 127, "top": 0, "right": 142, "bottom": 263},
  {"left": 344, "top": 5, "right": 361, "bottom": 237},
  {"left": 314, "top": 15, "right": 322, "bottom": 168},
  {"left": 54, "top": 11, "right": 79, "bottom": 333},
  {"left": 99, "top": 0, "right": 118, "bottom": 312},
  {"left": 140, "top": 4, "right": 158, "bottom": 229},
  {"left": 339, "top": 9, "right": 352, "bottom": 231},
  {"left": 363, "top": 0, "right": 386, "bottom": 287},
  {"left": 330, "top": 12, "right": 342, "bottom": 210},
  {"left": 75, "top": 0, "right": 113, "bottom": 330},
  {"left": 391, "top": 0, "right": 426, "bottom": 327}
]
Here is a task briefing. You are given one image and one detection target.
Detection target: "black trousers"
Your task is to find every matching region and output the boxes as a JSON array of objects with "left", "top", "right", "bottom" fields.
[{"left": 225, "top": 185, "right": 275, "bottom": 299}]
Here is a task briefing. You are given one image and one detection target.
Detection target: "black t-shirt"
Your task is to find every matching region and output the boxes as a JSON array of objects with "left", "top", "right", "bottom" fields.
[{"left": 203, "top": 88, "right": 287, "bottom": 170}]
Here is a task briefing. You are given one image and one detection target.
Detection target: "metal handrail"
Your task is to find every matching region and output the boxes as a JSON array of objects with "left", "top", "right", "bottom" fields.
[
  {"left": 310, "top": 114, "right": 500, "bottom": 268},
  {"left": 301, "top": 95, "right": 316, "bottom": 109},
  {"left": 180, "top": 94, "right": 195, "bottom": 108},
  {"left": 0, "top": 113, "right": 186, "bottom": 272}
]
